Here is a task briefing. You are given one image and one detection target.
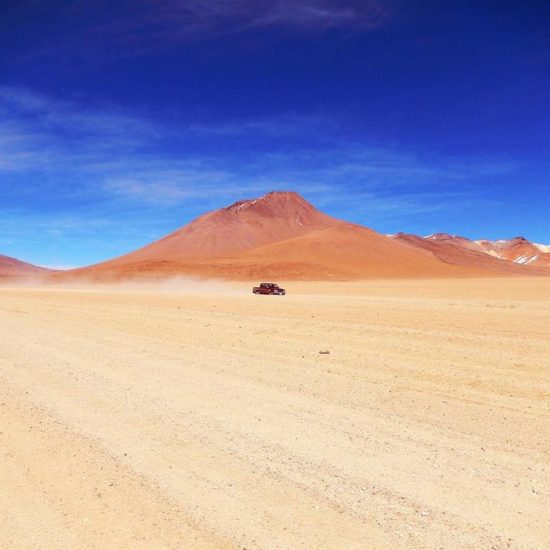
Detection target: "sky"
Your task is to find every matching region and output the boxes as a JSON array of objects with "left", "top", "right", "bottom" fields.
[{"left": 0, "top": 0, "right": 549, "bottom": 268}]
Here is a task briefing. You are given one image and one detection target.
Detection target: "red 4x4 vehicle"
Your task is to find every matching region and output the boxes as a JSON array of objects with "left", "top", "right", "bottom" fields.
[{"left": 252, "top": 283, "right": 286, "bottom": 295}]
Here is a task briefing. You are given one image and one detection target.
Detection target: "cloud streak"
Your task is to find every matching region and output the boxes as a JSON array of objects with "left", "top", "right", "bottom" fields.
[
  {"left": 94, "top": 0, "right": 390, "bottom": 40},
  {"left": 14, "top": 0, "right": 390, "bottom": 63},
  {"left": 178, "top": 0, "right": 390, "bottom": 32}
]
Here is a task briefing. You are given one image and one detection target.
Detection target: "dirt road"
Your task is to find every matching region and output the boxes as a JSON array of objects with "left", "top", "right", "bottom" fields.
[{"left": 1, "top": 279, "right": 549, "bottom": 549}]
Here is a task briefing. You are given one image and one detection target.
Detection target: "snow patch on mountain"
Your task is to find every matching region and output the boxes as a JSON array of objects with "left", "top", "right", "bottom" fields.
[{"left": 513, "top": 255, "right": 538, "bottom": 265}]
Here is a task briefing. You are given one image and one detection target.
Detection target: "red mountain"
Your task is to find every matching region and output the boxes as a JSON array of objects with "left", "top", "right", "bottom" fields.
[
  {"left": 424, "top": 233, "right": 488, "bottom": 254},
  {"left": 105, "top": 191, "right": 338, "bottom": 264},
  {"left": 391, "top": 234, "right": 541, "bottom": 275},
  {"left": 421, "top": 234, "right": 550, "bottom": 268},
  {"left": 61, "top": 191, "right": 543, "bottom": 281}
]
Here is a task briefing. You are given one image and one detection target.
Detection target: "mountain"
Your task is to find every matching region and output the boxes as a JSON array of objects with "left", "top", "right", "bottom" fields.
[
  {"left": 0, "top": 254, "right": 52, "bottom": 279},
  {"left": 61, "top": 191, "right": 546, "bottom": 282},
  {"left": 391, "top": 234, "right": 539, "bottom": 275},
  {"left": 104, "top": 191, "right": 338, "bottom": 264},
  {"left": 424, "top": 233, "right": 489, "bottom": 253},
  {"left": 474, "top": 237, "right": 550, "bottom": 267},
  {"left": 423, "top": 234, "right": 550, "bottom": 268}
]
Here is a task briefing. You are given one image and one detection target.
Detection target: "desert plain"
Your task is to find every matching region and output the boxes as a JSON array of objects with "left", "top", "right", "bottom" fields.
[{"left": 1, "top": 277, "right": 549, "bottom": 549}]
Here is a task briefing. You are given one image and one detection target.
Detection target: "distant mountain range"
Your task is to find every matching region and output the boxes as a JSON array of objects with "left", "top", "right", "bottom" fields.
[
  {"left": 424, "top": 233, "right": 550, "bottom": 267},
  {"left": 390, "top": 232, "right": 550, "bottom": 273},
  {"left": 2, "top": 192, "right": 549, "bottom": 281}
]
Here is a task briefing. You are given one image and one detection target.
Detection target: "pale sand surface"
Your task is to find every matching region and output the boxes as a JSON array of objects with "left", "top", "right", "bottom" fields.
[{"left": 0, "top": 278, "right": 549, "bottom": 549}]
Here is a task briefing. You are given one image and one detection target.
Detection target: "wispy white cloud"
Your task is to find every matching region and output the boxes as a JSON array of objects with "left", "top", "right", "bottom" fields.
[
  {"left": 0, "top": 86, "right": 158, "bottom": 150},
  {"left": 91, "top": 0, "right": 390, "bottom": 40},
  {"left": 15, "top": 1, "right": 390, "bottom": 64},
  {"left": 179, "top": 0, "right": 391, "bottom": 32},
  {"left": 102, "top": 169, "right": 262, "bottom": 204},
  {"left": 0, "top": 85, "right": 519, "bottom": 253}
]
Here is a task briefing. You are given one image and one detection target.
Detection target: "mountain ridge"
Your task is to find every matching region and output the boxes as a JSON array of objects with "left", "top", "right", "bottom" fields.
[
  {"left": 0, "top": 254, "right": 53, "bottom": 279},
  {"left": 425, "top": 233, "right": 550, "bottom": 268}
]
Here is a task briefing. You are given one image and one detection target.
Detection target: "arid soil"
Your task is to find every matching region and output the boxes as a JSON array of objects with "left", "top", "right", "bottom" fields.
[{"left": 1, "top": 278, "right": 549, "bottom": 549}]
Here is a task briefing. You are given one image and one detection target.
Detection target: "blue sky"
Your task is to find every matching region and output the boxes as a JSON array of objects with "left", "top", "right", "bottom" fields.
[{"left": 0, "top": 0, "right": 548, "bottom": 267}]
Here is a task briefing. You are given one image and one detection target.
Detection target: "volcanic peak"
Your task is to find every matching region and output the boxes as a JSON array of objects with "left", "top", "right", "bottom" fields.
[
  {"left": 222, "top": 191, "right": 319, "bottom": 219},
  {"left": 508, "top": 236, "right": 529, "bottom": 245}
]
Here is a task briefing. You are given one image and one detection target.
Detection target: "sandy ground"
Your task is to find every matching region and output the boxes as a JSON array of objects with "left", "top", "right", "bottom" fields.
[{"left": 0, "top": 278, "right": 549, "bottom": 549}]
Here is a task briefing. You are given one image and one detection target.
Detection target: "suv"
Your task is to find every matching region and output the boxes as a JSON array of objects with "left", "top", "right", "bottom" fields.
[{"left": 252, "top": 283, "right": 286, "bottom": 295}]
